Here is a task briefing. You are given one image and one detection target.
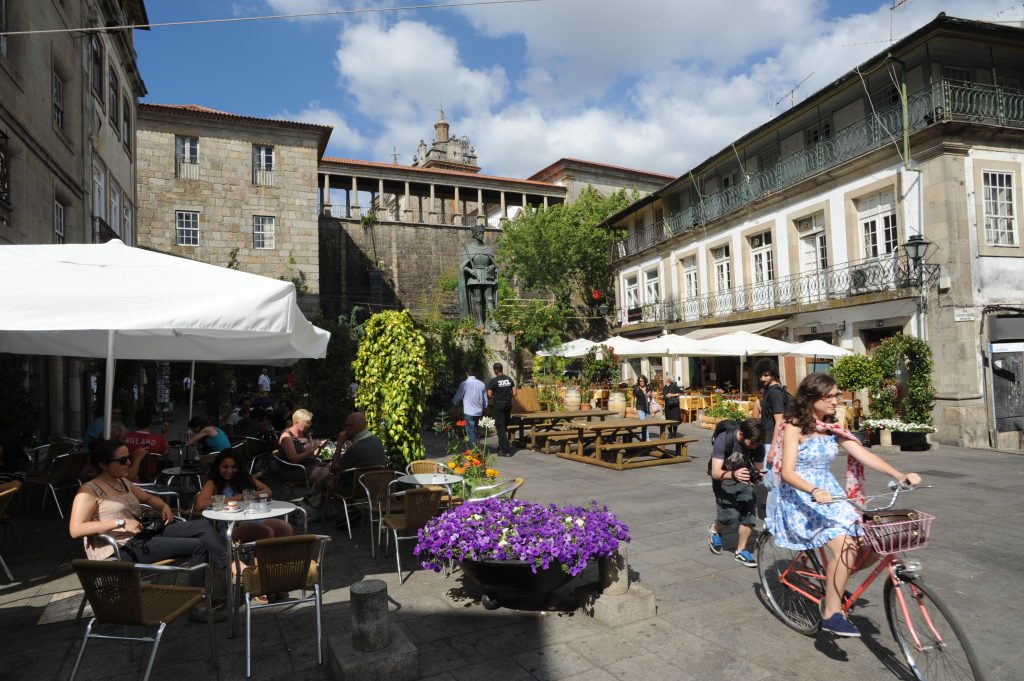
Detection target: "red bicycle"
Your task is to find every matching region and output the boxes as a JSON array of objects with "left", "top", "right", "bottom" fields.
[{"left": 755, "top": 483, "right": 984, "bottom": 681}]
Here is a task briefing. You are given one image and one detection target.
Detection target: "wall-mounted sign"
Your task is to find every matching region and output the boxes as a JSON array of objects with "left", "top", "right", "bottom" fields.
[
  {"left": 953, "top": 308, "right": 976, "bottom": 322},
  {"left": 991, "top": 342, "right": 1024, "bottom": 353}
]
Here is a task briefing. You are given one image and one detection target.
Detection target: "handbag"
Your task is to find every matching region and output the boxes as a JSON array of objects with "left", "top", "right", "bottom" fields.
[
  {"left": 120, "top": 515, "right": 166, "bottom": 561},
  {"left": 649, "top": 398, "right": 662, "bottom": 415}
]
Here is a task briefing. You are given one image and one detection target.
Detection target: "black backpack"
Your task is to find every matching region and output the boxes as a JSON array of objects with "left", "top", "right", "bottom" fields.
[
  {"left": 707, "top": 419, "right": 741, "bottom": 476},
  {"left": 763, "top": 384, "right": 792, "bottom": 418}
]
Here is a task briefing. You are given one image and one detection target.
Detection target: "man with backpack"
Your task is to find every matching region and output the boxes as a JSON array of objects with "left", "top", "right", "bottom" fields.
[
  {"left": 707, "top": 418, "right": 766, "bottom": 566},
  {"left": 754, "top": 358, "right": 790, "bottom": 464}
]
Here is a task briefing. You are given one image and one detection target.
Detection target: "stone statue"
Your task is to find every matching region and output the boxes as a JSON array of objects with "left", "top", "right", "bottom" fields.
[{"left": 458, "top": 223, "right": 498, "bottom": 326}]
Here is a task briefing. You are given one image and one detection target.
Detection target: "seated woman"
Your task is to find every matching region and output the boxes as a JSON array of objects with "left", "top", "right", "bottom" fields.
[
  {"left": 186, "top": 417, "right": 232, "bottom": 455},
  {"left": 194, "top": 449, "right": 293, "bottom": 542},
  {"left": 277, "top": 408, "right": 329, "bottom": 501},
  {"left": 766, "top": 373, "right": 922, "bottom": 638},
  {"left": 69, "top": 440, "right": 227, "bottom": 618}
]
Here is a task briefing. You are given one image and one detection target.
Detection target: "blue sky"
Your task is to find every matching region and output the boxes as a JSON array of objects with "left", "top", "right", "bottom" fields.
[{"left": 136, "top": 0, "right": 1020, "bottom": 177}]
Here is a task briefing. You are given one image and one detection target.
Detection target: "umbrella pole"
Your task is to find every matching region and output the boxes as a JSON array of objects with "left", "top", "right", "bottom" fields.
[
  {"left": 103, "top": 330, "right": 116, "bottom": 439},
  {"left": 738, "top": 355, "right": 744, "bottom": 400},
  {"left": 187, "top": 360, "right": 196, "bottom": 423}
]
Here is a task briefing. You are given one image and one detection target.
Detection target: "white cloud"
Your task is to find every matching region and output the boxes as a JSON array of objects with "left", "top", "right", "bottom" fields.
[{"left": 276, "top": 102, "right": 369, "bottom": 155}]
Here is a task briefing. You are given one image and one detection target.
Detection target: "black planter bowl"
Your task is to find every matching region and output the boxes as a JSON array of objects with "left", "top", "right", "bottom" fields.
[{"left": 459, "top": 559, "right": 576, "bottom": 610}]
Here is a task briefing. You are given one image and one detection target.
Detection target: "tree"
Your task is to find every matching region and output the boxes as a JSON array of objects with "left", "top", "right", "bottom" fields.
[
  {"left": 297, "top": 313, "right": 361, "bottom": 439},
  {"left": 498, "top": 185, "right": 636, "bottom": 308},
  {"left": 352, "top": 310, "right": 431, "bottom": 466}
]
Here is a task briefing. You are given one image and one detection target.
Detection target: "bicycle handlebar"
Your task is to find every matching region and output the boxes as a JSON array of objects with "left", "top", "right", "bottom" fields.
[{"left": 820, "top": 481, "right": 931, "bottom": 512}]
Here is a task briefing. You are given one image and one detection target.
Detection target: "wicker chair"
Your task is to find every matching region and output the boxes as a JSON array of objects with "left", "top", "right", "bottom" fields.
[
  {"left": 69, "top": 559, "right": 215, "bottom": 681},
  {"left": 380, "top": 488, "right": 442, "bottom": 583},
  {"left": 358, "top": 470, "right": 402, "bottom": 557},
  {"left": 0, "top": 487, "right": 18, "bottom": 581},
  {"left": 405, "top": 460, "right": 463, "bottom": 507},
  {"left": 325, "top": 465, "right": 387, "bottom": 537},
  {"left": 25, "top": 446, "right": 87, "bottom": 519},
  {"left": 464, "top": 477, "right": 524, "bottom": 502},
  {"left": 238, "top": 534, "right": 330, "bottom": 678}
]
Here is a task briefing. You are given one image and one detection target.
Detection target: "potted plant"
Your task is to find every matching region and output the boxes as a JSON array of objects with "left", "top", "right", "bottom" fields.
[
  {"left": 415, "top": 497, "right": 630, "bottom": 610},
  {"left": 432, "top": 412, "right": 501, "bottom": 494},
  {"left": 862, "top": 418, "right": 936, "bottom": 451},
  {"left": 699, "top": 395, "right": 746, "bottom": 429}
]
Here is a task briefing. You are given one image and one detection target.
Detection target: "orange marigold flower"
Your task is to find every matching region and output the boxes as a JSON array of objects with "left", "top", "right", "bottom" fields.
[
  {"left": 472, "top": 459, "right": 483, "bottom": 467},
  {"left": 463, "top": 449, "right": 473, "bottom": 456},
  {"left": 485, "top": 469, "right": 498, "bottom": 477},
  {"left": 454, "top": 466, "right": 466, "bottom": 475},
  {"left": 456, "top": 420, "right": 466, "bottom": 427}
]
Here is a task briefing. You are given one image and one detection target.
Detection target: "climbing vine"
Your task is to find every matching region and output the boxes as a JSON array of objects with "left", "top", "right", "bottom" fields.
[
  {"left": 867, "top": 334, "right": 935, "bottom": 425},
  {"left": 352, "top": 310, "right": 431, "bottom": 467}
]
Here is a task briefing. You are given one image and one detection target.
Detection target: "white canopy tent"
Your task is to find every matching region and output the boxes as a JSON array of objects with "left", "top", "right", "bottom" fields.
[
  {"left": 784, "top": 339, "right": 853, "bottom": 359},
  {"left": 0, "top": 240, "right": 330, "bottom": 437},
  {"left": 535, "top": 338, "right": 598, "bottom": 358}
]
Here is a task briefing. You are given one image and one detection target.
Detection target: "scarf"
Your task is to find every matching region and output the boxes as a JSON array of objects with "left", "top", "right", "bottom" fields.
[{"left": 766, "top": 418, "right": 865, "bottom": 504}]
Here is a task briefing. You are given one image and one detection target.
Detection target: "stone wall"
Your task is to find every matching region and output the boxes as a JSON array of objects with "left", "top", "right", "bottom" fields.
[
  {"left": 135, "top": 120, "right": 321, "bottom": 291},
  {"left": 319, "top": 216, "right": 499, "bottom": 319}
]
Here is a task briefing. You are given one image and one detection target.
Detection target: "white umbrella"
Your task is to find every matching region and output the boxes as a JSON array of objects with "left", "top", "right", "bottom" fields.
[
  {"left": 784, "top": 339, "right": 853, "bottom": 358},
  {"left": 0, "top": 240, "right": 330, "bottom": 436},
  {"left": 636, "top": 334, "right": 705, "bottom": 356},
  {"left": 688, "top": 331, "right": 794, "bottom": 398},
  {"left": 600, "top": 335, "right": 651, "bottom": 356},
  {"left": 536, "top": 338, "right": 598, "bottom": 358}
]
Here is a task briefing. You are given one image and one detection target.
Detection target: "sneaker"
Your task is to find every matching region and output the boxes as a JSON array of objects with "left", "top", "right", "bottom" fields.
[
  {"left": 734, "top": 550, "right": 757, "bottom": 567},
  {"left": 707, "top": 524, "right": 722, "bottom": 554},
  {"left": 820, "top": 612, "right": 861, "bottom": 638}
]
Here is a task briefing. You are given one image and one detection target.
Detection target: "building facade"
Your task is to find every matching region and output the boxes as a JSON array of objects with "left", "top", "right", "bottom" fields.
[
  {"left": 135, "top": 104, "right": 331, "bottom": 300},
  {"left": 0, "top": 0, "right": 148, "bottom": 437},
  {"left": 605, "top": 15, "right": 1024, "bottom": 450},
  {"left": 529, "top": 158, "right": 673, "bottom": 204}
]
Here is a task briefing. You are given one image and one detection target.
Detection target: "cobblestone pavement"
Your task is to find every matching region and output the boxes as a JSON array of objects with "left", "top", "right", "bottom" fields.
[{"left": 0, "top": 421, "right": 1018, "bottom": 681}]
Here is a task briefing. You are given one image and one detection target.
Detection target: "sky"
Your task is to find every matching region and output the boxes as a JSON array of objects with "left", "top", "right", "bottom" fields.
[{"left": 135, "top": 0, "right": 1022, "bottom": 179}]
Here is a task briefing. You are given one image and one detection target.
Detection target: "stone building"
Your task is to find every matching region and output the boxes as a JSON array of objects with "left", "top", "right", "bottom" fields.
[
  {"left": 529, "top": 158, "right": 673, "bottom": 204},
  {"left": 135, "top": 104, "right": 332, "bottom": 298},
  {"left": 604, "top": 14, "right": 1024, "bottom": 450},
  {"left": 0, "top": 0, "right": 148, "bottom": 437}
]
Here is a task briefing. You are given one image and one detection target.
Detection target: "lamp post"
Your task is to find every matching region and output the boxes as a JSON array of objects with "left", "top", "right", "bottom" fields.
[{"left": 901, "top": 234, "right": 933, "bottom": 287}]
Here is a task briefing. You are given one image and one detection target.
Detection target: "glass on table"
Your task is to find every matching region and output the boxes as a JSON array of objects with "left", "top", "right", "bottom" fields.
[
  {"left": 257, "top": 493, "right": 269, "bottom": 512},
  {"left": 212, "top": 494, "right": 225, "bottom": 511},
  {"left": 242, "top": 489, "right": 256, "bottom": 510}
]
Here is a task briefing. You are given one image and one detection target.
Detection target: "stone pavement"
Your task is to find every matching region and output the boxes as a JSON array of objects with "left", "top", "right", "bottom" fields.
[{"left": 0, "top": 421, "right": 1019, "bottom": 681}]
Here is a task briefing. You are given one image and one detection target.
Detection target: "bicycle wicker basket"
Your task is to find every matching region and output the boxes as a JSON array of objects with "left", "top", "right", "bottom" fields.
[{"left": 859, "top": 509, "right": 934, "bottom": 555}]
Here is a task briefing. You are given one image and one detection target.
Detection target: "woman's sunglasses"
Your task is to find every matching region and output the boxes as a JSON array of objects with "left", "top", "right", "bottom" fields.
[{"left": 107, "top": 455, "right": 132, "bottom": 466}]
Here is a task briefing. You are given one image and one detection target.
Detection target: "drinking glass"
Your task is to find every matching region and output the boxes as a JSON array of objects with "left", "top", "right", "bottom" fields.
[
  {"left": 257, "top": 493, "right": 269, "bottom": 512},
  {"left": 212, "top": 494, "right": 225, "bottom": 511},
  {"left": 242, "top": 489, "right": 255, "bottom": 511}
]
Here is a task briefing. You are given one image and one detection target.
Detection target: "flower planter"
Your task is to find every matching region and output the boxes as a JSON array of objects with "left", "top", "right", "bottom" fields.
[
  {"left": 460, "top": 559, "right": 576, "bottom": 610},
  {"left": 698, "top": 414, "right": 723, "bottom": 430},
  {"left": 891, "top": 431, "right": 931, "bottom": 451}
]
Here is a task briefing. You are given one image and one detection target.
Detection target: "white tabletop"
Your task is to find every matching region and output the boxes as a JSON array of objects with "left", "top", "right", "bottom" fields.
[
  {"left": 397, "top": 473, "right": 464, "bottom": 486},
  {"left": 202, "top": 499, "right": 296, "bottom": 522}
]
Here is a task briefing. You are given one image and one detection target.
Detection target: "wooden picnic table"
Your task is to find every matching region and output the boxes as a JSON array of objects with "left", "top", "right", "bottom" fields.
[
  {"left": 556, "top": 417, "right": 696, "bottom": 471},
  {"left": 509, "top": 409, "right": 618, "bottom": 449}
]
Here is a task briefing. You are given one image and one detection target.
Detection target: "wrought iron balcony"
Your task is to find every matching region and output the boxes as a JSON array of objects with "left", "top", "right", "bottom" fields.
[
  {"left": 614, "top": 254, "right": 937, "bottom": 328},
  {"left": 612, "top": 78, "right": 1024, "bottom": 262}
]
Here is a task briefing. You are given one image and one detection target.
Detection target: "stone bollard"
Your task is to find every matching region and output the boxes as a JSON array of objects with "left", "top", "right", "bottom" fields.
[
  {"left": 351, "top": 579, "right": 390, "bottom": 652},
  {"left": 879, "top": 428, "right": 893, "bottom": 448},
  {"left": 599, "top": 546, "right": 629, "bottom": 596}
]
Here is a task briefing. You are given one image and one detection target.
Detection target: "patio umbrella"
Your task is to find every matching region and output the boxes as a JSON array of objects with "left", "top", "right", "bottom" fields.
[
  {"left": 599, "top": 335, "right": 651, "bottom": 357},
  {"left": 784, "top": 339, "right": 853, "bottom": 358},
  {"left": 535, "top": 338, "right": 598, "bottom": 358},
  {"left": 0, "top": 240, "right": 330, "bottom": 437},
  {"left": 635, "top": 334, "right": 705, "bottom": 356},
  {"left": 688, "top": 332, "right": 794, "bottom": 398}
]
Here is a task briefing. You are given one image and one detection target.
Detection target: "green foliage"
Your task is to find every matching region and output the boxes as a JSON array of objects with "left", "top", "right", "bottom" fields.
[
  {"left": 422, "top": 319, "right": 487, "bottom": 414},
  {"left": 581, "top": 345, "right": 621, "bottom": 386},
  {"left": 279, "top": 255, "right": 309, "bottom": 296},
  {"left": 497, "top": 185, "right": 636, "bottom": 307},
  {"left": 226, "top": 247, "right": 241, "bottom": 270},
  {"left": 706, "top": 398, "right": 746, "bottom": 420},
  {"left": 829, "top": 354, "right": 881, "bottom": 392},
  {"left": 869, "top": 334, "right": 935, "bottom": 425},
  {"left": 0, "top": 354, "right": 34, "bottom": 435},
  {"left": 534, "top": 354, "right": 569, "bottom": 383},
  {"left": 297, "top": 314, "right": 360, "bottom": 439},
  {"left": 492, "top": 298, "right": 570, "bottom": 351},
  {"left": 352, "top": 311, "right": 431, "bottom": 467}
]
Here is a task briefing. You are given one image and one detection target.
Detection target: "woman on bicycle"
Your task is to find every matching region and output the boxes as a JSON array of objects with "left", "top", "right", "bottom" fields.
[{"left": 765, "top": 372, "right": 921, "bottom": 637}]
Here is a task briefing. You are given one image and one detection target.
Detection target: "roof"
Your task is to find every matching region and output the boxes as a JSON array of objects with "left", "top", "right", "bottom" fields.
[
  {"left": 529, "top": 157, "right": 675, "bottom": 183},
  {"left": 320, "top": 156, "right": 564, "bottom": 190},
  {"left": 138, "top": 103, "right": 334, "bottom": 157}
]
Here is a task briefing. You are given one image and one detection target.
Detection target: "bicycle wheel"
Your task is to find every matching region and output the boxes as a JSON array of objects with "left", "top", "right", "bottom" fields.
[
  {"left": 755, "top": 531, "right": 822, "bottom": 635},
  {"left": 884, "top": 576, "right": 985, "bottom": 681}
]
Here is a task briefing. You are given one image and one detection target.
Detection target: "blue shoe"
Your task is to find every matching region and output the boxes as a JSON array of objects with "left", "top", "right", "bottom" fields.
[
  {"left": 820, "top": 612, "right": 861, "bottom": 637},
  {"left": 734, "top": 550, "right": 757, "bottom": 567},
  {"left": 708, "top": 524, "right": 722, "bottom": 554}
]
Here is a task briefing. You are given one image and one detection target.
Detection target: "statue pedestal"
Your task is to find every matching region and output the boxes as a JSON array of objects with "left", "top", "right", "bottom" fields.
[{"left": 483, "top": 332, "right": 516, "bottom": 381}]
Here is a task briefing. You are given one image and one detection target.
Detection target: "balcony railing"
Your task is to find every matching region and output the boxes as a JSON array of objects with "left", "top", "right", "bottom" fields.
[
  {"left": 175, "top": 157, "right": 200, "bottom": 180},
  {"left": 0, "top": 130, "right": 10, "bottom": 212},
  {"left": 613, "top": 78, "right": 1024, "bottom": 261},
  {"left": 615, "top": 254, "right": 936, "bottom": 327},
  {"left": 252, "top": 162, "right": 275, "bottom": 187}
]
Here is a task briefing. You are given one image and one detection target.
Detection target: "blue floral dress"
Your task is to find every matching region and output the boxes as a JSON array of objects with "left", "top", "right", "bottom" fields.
[{"left": 766, "top": 434, "right": 862, "bottom": 550}]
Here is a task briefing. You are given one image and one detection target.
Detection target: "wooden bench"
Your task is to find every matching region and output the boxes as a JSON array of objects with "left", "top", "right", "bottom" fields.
[
  {"left": 537, "top": 431, "right": 580, "bottom": 455},
  {"left": 559, "top": 436, "right": 697, "bottom": 470}
]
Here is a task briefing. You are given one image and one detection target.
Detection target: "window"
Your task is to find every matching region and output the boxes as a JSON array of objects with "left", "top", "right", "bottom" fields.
[
  {"left": 942, "top": 66, "right": 972, "bottom": 83},
  {"left": 252, "top": 145, "right": 274, "bottom": 185},
  {"left": 654, "top": 206, "right": 663, "bottom": 225},
  {"left": 90, "top": 35, "right": 104, "bottom": 101},
  {"left": 757, "top": 147, "right": 780, "bottom": 172},
  {"left": 253, "top": 215, "right": 275, "bottom": 249},
  {"left": 109, "top": 183, "right": 120, "bottom": 234},
  {"left": 122, "top": 200, "right": 133, "bottom": 245},
  {"left": 91, "top": 161, "right": 106, "bottom": 220},
  {"left": 982, "top": 171, "right": 1018, "bottom": 246},
  {"left": 54, "top": 200, "right": 65, "bottom": 243},
  {"left": 52, "top": 71, "right": 65, "bottom": 128},
  {"left": 0, "top": 0, "right": 7, "bottom": 57},
  {"left": 796, "top": 213, "right": 828, "bottom": 270},
  {"left": 175, "top": 210, "right": 199, "bottom": 246},
  {"left": 873, "top": 84, "right": 900, "bottom": 110},
  {"left": 175, "top": 136, "right": 199, "bottom": 179},
  {"left": 804, "top": 119, "right": 832, "bottom": 147},
  {"left": 712, "top": 245, "right": 731, "bottom": 290},
  {"left": 108, "top": 68, "right": 120, "bottom": 133},
  {"left": 858, "top": 191, "right": 897, "bottom": 259},
  {"left": 682, "top": 256, "right": 699, "bottom": 299},
  {"left": 624, "top": 275, "right": 639, "bottom": 309},
  {"left": 644, "top": 269, "right": 660, "bottom": 303},
  {"left": 122, "top": 96, "right": 131, "bottom": 152},
  {"left": 750, "top": 231, "right": 774, "bottom": 284}
]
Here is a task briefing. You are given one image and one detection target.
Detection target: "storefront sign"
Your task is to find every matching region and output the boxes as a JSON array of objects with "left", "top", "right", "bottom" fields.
[{"left": 991, "top": 342, "right": 1024, "bottom": 353}]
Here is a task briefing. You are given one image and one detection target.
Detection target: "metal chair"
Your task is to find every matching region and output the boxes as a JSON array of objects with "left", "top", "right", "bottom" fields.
[
  {"left": 25, "top": 447, "right": 88, "bottom": 519},
  {"left": 272, "top": 449, "right": 312, "bottom": 497},
  {"left": 380, "top": 487, "right": 442, "bottom": 583},
  {"left": 358, "top": 470, "right": 401, "bottom": 557},
  {"left": 325, "top": 465, "right": 386, "bottom": 537},
  {"left": 69, "top": 559, "right": 215, "bottom": 681},
  {"left": 464, "top": 477, "right": 524, "bottom": 502},
  {"left": 238, "top": 534, "right": 330, "bottom": 678},
  {"left": 0, "top": 487, "right": 19, "bottom": 581}
]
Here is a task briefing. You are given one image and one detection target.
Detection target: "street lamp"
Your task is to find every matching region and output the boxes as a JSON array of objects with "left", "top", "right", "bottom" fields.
[{"left": 901, "top": 234, "right": 934, "bottom": 285}]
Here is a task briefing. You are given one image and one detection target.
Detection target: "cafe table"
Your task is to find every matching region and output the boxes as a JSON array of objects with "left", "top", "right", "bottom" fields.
[
  {"left": 203, "top": 499, "right": 307, "bottom": 636},
  {"left": 557, "top": 417, "right": 696, "bottom": 471},
  {"left": 396, "top": 472, "right": 466, "bottom": 508}
]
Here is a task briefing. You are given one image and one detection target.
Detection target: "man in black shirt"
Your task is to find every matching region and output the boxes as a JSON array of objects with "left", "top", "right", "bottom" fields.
[
  {"left": 754, "top": 358, "right": 790, "bottom": 464},
  {"left": 486, "top": 363, "right": 517, "bottom": 456}
]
